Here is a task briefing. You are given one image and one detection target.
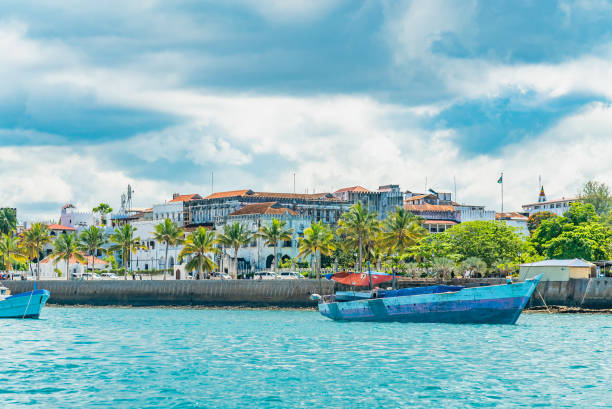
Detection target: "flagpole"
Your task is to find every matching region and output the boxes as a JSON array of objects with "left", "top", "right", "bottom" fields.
[{"left": 501, "top": 171, "right": 504, "bottom": 213}]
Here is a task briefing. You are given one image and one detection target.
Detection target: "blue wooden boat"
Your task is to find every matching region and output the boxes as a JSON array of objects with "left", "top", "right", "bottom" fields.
[
  {"left": 317, "top": 275, "right": 542, "bottom": 324},
  {"left": 0, "top": 285, "right": 50, "bottom": 319}
]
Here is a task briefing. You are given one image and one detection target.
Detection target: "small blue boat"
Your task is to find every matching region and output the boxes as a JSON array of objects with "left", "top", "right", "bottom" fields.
[
  {"left": 317, "top": 275, "right": 542, "bottom": 324},
  {"left": 0, "top": 285, "right": 50, "bottom": 319}
]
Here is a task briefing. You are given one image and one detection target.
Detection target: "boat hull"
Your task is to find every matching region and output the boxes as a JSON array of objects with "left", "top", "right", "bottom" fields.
[
  {"left": 0, "top": 289, "right": 51, "bottom": 319},
  {"left": 319, "top": 277, "right": 541, "bottom": 325}
]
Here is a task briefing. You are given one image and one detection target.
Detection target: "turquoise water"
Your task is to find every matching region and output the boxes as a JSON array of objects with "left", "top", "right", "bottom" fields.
[{"left": 0, "top": 308, "right": 610, "bottom": 408}]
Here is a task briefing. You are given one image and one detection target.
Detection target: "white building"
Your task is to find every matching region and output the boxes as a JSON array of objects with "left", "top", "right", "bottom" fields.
[
  {"left": 36, "top": 254, "right": 108, "bottom": 278},
  {"left": 522, "top": 197, "right": 578, "bottom": 217},
  {"left": 403, "top": 191, "right": 495, "bottom": 233},
  {"left": 215, "top": 202, "right": 312, "bottom": 274},
  {"left": 496, "top": 212, "right": 529, "bottom": 236},
  {"left": 521, "top": 186, "right": 578, "bottom": 217},
  {"left": 129, "top": 220, "right": 184, "bottom": 272},
  {"left": 60, "top": 204, "right": 98, "bottom": 229},
  {"left": 153, "top": 193, "right": 202, "bottom": 226}
]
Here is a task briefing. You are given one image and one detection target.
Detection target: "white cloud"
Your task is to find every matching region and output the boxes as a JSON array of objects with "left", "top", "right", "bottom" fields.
[{"left": 2, "top": 11, "right": 611, "bottom": 224}]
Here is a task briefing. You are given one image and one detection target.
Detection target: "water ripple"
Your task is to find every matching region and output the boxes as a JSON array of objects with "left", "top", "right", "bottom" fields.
[{"left": 0, "top": 308, "right": 610, "bottom": 408}]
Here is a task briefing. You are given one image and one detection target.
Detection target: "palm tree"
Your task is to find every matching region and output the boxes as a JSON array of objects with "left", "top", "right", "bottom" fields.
[
  {"left": 20, "top": 223, "right": 52, "bottom": 279},
  {"left": 380, "top": 207, "right": 427, "bottom": 257},
  {"left": 0, "top": 234, "right": 26, "bottom": 271},
  {"left": 298, "top": 221, "right": 335, "bottom": 291},
  {"left": 258, "top": 219, "right": 294, "bottom": 277},
  {"left": 108, "top": 224, "right": 144, "bottom": 279},
  {"left": 93, "top": 203, "right": 113, "bottom": 226},
  {"left": 152, "top": 219, "right": 185, "bottom": 280},
  {"left": 216, "top": 222, "right": 253, "bottom": 279},
  {"left": 79, "top": 226, "right": 107, "bottom": 279},
  {"left": 337, "top": 202, "right": 379, "bottom": 273},
  {"left": 52, "top": 233, "right": 85, "bottom": 280},
  {"left": 0, "top": 208, "right": 17, "bottom": 235},
  {"left": 179, "top": 227, "right": 217, "bottom": 279}
]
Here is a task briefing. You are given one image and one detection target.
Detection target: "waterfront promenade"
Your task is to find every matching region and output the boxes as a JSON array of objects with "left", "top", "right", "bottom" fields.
[{"left": 4, "top": 278, "right": 612, "bottom": 309}]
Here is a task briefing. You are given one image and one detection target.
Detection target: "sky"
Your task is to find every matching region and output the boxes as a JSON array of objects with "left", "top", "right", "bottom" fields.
[{"left": 1, "top": 0, "right": 612, "bottom": 221}]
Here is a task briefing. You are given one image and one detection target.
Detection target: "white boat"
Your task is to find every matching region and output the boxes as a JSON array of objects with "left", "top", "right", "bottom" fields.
[{"left": 0, "top": 285, "right": 50, "bottom": 319}]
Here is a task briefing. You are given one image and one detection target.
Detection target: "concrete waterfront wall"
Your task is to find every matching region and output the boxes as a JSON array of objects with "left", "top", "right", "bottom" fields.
[
  {"left": 3, "top": 278, "right": 611, "bottom": 308},
  {"left": 528, "top": 278, "right": 612, "bottom": 309},
  {"left": 3, "top": 280, "right": 335, "bottom": 308}
]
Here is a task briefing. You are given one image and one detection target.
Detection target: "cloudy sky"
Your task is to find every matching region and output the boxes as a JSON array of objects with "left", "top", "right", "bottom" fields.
[{"left": 2, "top": 0, "right": 612, "bottom": 221}]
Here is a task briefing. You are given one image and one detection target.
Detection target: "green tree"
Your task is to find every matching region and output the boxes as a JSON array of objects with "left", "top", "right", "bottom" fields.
[
  {"left": 79, "top": 226, "right": 107, "bottom": 279},
  {"left": 298, "top": 221, "right": 335, "bottom": 290},
  {"left": 337, "top": 202, "right": 379, "bottom": 273},
  {"left": 20, "top": 223, "right": 51, "bottom": 280},
  {"left": 152, "top": 219, "right": 185, "bottom": 280},
  {"left": 380, "top": 207, "right": 427, "bottom": 262},
  {"left": 544, "top": 222, "right": 611, "bottom": 260},
  {"left": 216, "top": 222, "right": 253, "bottom": 279},
  {"left": 0, "top": 208, "right": 17, "bottom": 235},
  {"left": 0, "top": 234, "right": 26, "bottom": 271},
  {"left": 564, "top": 201, "right": 599, "bottom": 225},
  {"left": 179, "top": 227, "right": 217, "bottom": 279},
  {"left": 527, "top": 211, "right": 556, "bottom": 234},
  {"left": 421, "top": 221, "right": 524, "bottom": 268},
  {"left": 93, "top": 203, "right": 113, "bottom": 226},
  {"left": 580, "top": 180, "right": 611, "bottom": 216},
  {"left": 432, "top": 257, "right": 456, "bottom": 280},
  {"left": 258, "top": 219, "right": 294, "bottom": 276},
  {"left": 52, "top": 233, "right": 85, "bottom": 280},
  {"left": 460, "top": 256, "right": 487, "bottom": 277},
  {"left": 108, "top": 224, "right": 144, "bottom": 279}
]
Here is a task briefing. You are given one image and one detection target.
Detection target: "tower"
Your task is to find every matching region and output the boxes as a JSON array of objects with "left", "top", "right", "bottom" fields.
[{"left": 538, "top": 186, "right": 547, "bottom": 203}]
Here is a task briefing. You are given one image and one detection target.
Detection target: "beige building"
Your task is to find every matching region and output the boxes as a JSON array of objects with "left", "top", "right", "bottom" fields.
[{"left": 519, "top": 259, "right": 595, "bottom": 281}]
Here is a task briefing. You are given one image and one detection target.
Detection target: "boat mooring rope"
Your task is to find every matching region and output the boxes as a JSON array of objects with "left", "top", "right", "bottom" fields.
[
  {"left": 580, "top": 278, "right": 593, "bottom": 307},
  {"left": 22, "top": 290, "right": 34, "bottom": 319},
  {"left": 536, "top": 287, "right": 552, "bottom": 314}
]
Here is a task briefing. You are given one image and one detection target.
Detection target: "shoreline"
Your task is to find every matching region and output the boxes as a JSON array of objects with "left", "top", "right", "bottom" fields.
[{"left": 45, "top": 304, "right": 612, "bottom": 314}]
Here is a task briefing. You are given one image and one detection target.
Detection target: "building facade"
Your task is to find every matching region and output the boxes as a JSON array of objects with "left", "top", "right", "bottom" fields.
[
  {"left": 60, "top": 204, "right": 98, "bottom": 229},
  {"left": 214, "top": 202, "right": 312, "bottom": 274},
  {"left": 184, "top": 189, "right": 349, "bottom": 227}
]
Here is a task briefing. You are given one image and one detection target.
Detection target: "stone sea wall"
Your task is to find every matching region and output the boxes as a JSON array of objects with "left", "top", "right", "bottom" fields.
[
  {"left": 3, "top": 278, "right": 612, "bottom": 308},
  {"left": 3, "top": 279, "right": 334, "bottom": 308}
]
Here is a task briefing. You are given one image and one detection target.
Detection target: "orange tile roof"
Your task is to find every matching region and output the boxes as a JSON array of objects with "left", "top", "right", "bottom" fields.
[
  {"left": 169, "top": 193, "right": 203, "bottom": 203},
  {"left": 229, "top": 202, "right": 298, "bottom": 216},
  {"left": 422, "top": 220, "right": 457, "bottom": 225},
  {"left": 334, "top": 186, "right": 371, "bottom": 193},
  {"left": 404, "top": 194, "right": 436, "bottom": 202},
  {"left": 496, "top": 212, "right": 528, "bottom": 220},
  {"left": 41, "top": 254, "right": 108, "bottom": 265},
  {"left": 405, "top": 204, "right": 455, "bottom": 212},
  {"left": 204, "top": 189, "right": 252, "bottom": 199},
  {"left": 253, "top": 192, "right": 335, "bottom": 200},
  {"left": 48, "top": 224, "right": 76, "bottom": 231}
]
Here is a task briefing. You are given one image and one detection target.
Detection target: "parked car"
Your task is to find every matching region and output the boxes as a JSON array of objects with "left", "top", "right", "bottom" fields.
[
  {"left": 82, "top": 273, "right": 102, "bottom": 280},
  {"left": 254, "top": 272, "right": 276, "bottom": 280},
  {"left": 211, "top": 272, "right": 232, "bottom": 280},
  {"left": 279, "top": 271, "right": 305, "bottom": 280},
  {"left": 100, "top": 272, "right": 119, "bottom": 280}
]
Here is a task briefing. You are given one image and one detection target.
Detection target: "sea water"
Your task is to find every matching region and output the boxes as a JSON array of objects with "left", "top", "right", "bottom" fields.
[{"left": 0, "top": 308, "right": 610, "bottom": 408}]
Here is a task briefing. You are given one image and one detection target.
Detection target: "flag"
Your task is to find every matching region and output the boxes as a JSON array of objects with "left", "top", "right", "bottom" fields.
[{"left": 497, "top": 174, "right": 503, "bottom": 184}]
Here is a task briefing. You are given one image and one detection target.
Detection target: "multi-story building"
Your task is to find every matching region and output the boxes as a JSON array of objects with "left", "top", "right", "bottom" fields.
[
  {"left": 332, "top": 185, "right": 403, "bottom": 219},
  {"left": 215, "top": 202, "right": 312, "bottom": 274},
  {"left": 403, "top": 190, "right": 495, "bottom": 233},
  {"left": 153, "top": 193, "right": 202, "bottom": 226},
  {"left": 496, "top": 212, "right": 529, "bottom": 236},
  {"left": 521, "top": 186, "right": 578, "bottom": 217},
  {"left": 60, "top": 204, "right": 98, "bottom": 229},
  {"left": 184, "top": 189, "right": 348, "bottom": 227}
]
